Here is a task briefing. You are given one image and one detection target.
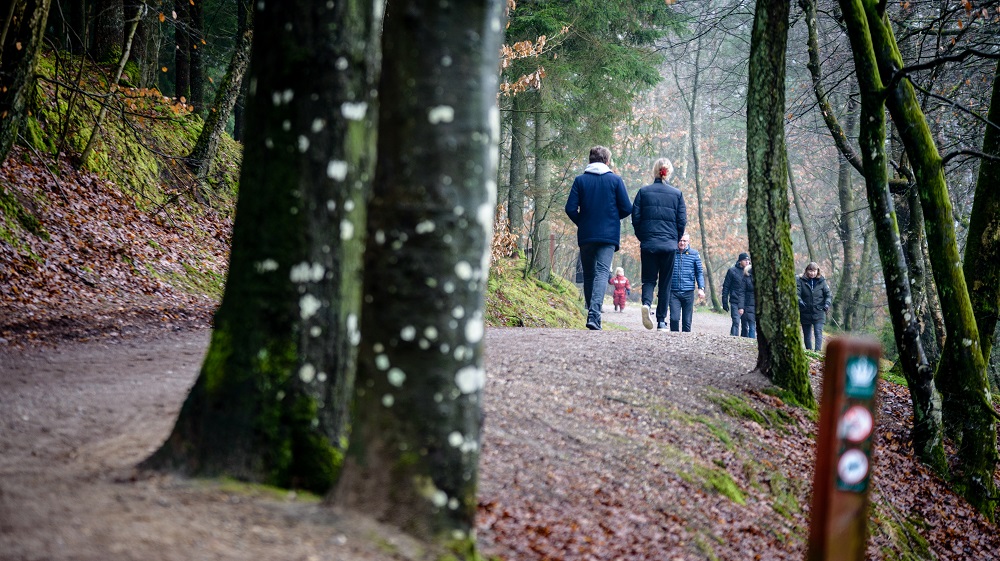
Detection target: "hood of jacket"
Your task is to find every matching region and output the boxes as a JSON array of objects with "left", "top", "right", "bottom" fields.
[{"left": 584, "top": 162, "right": 612, "bottom": 175}]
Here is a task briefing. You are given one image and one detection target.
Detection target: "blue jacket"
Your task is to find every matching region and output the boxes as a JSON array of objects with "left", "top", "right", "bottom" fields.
[
  {"left": 631, "top": 179, "right": 686, "bottom": 252},
  {"left": 671, "top": 247, "right": 705, "bottom": 292},
  {"left": 565, "top": 163, "right": 633, "bottom": 250}
]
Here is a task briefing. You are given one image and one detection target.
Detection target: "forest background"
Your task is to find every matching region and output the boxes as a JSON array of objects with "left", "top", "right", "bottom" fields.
[{"left": 2, "top": 0, "right": 1000, "bottom": 558}]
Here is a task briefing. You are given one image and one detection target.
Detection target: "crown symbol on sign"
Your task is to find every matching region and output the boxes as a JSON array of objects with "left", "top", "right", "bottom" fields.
[{"left": 848, "top": 358, "right": 877, "bottom": 387}]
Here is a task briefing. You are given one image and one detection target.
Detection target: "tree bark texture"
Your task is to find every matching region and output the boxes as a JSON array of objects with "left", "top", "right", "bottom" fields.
[
  {"left": 334, "top": 0, "right": 506, "bottom": 551},
  {"left": 529, "top": 93, "right": 552, "bottom": 282},
  {"left": 173, "top": 0, "right": 190, "bottom": 101},
  {"left": 963, "top": 61, "right": 1000, "bottom": 365},
  {"left": 93, "top": 0, "right": 124, "bottom": 63},
  {"left": 187, "top": 25, "right": 253, "bottom": 184},
  {"left": 833, "top": 90, "right": 858, "bottom": 331},
  {"left": 788, "top": 164, "right": 816, "bottom": 265},
  {"left": 143, "top": 0, "right": 380, "bottom": 495},
  {"left": 0, "top": 0, "right": 51, "bottom": 166},
  {"left": 836, "top": 0, "right": 946, "bottom": 474},
  {"left": 746, "top": 0, "right": 813, "bottom": 407},
  {"left": 507, "top": 93, "right": 528, "bottom": 248}
]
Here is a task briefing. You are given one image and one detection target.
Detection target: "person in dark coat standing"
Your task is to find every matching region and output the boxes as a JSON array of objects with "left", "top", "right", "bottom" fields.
[
  {"left": 738, "top": 264, "right": 756, "bottom": 338},
  {"left": 631, "top": 158, "right": 686, "bottom": 331},
  {"left": 565, "top": 146, "right": 633, "bottom": 330},
  {"left": 797, "top": 261, "right": 832, "bottom": 350},
  {"left": 721, "top": 252, "right": 750, "bottom": 336},
  {"left": 668, "top": 233, "right": 705, "bottom": 332}
]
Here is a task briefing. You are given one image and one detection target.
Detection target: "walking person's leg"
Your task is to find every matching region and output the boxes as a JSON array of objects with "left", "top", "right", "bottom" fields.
[
  {"left": 640, "top": 250, "right": 656, "bottom": 330},
  {"left": 730, "top": 307, "right": 740, "bottom": 336},
  {"left": 814, "top": 321, "right": 825, "bottom": 351},
  {"left": 802, "top": 323, "right": 813, "bottom": 350},
  {"left": 745, "top": 312, "right": 756, "bottom": 339},
  {"left": 680, "top": 291, "right": 694, "bottom": 331},
  {"left": 669, "top": 291, "right": 682, "bottom": 331},
  {"left": 580, "top": 245, "right": 597, "bottom": 315},
  {"left": 586, "top": 244, "right": 614, "bottom": 329},
  {"left": 655, "top": 250, "right": 676, "bottom": 327}
]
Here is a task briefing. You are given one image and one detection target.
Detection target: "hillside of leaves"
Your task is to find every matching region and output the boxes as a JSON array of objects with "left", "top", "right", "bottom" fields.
[{"left": 0, "top": 48, "right": 240, "bottom": 346}]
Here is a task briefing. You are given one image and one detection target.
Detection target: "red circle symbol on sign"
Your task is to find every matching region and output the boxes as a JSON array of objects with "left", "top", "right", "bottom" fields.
[{"left": 839, "top": 405, "right": 873, "bottom": 443}]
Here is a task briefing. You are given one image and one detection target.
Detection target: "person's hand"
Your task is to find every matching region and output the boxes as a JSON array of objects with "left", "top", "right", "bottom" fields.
[
  {"left": 723, "top": 304, "right": 729, "bottom": 312},
  {"left": 697, "top": 288, "right": 705, "bottom": 300},
  {"left": 738, "top": 308, "right": 744, "bottom": 315}
]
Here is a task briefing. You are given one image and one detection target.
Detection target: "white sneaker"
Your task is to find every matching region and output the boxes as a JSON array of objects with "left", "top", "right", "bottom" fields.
[{"left": 641, "top": 304, "right": 654, "bottom": 330}]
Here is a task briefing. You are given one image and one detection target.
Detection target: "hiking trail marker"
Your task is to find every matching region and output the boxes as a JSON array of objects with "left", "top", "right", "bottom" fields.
[{"left": 807, "top": 337, "right": 882, "bottom": 561}]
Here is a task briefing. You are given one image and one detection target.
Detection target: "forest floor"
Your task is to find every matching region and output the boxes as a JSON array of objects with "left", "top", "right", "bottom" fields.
[{"left": 3, "top": 304, "right": 1000, "bottom": 560}]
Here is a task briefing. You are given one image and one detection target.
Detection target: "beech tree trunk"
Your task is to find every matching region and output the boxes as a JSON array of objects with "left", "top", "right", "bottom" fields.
[
  {"left": 142, "top": 0, "right": 380, "bottom": 494},
  {"left": 173, "top": 0, "right": 190, "bottom": 102},
  {"left": 333, "top": 0, "right": 506, "bottom": 553},
  {"left": 529, "top": 92, "right": 552, "bottom": 282},
  {"left": 836, "top": 0, "right": 947, "bottom": 475},
  {"left": 746, "top": 0, "right": 813, "bottom": 407},
  {"left": 0, "top": 0, "right": 53, "bottom": 166},
  {"left": 843, "top": 0, "right": 996, "bottom": 519}
]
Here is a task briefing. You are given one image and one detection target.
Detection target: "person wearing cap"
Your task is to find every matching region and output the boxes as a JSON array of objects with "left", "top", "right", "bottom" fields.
[
  {"left": 721, "top": 252, "right": 750, "bottom": 336},
  {"left": 668, "top": 233, "right": 705, "bottom": 332},
  {"left": 631, "top": 157, "right": 686, "bottom": 331}
]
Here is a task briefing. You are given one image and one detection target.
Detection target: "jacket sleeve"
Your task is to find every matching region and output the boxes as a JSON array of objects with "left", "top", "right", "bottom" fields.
[
  {"left": 823, "top": 279, "right": 832, "bottom": 310},
  {"left": 731, "top": 274, "right": 744, "bottom": 310},
  {"left": 694, "top": 251, "right": 704, "bottom": 289},
  {"left": 796, "top": 277, "right": 806, "bottom": 308},
  {"left": 615, "top": 178, "right": 633, "bottom": 218},
  {"left": 676, "top": 193, "right": 687, "bottom": 240},
  {"left": 630, "top": 191, "right": 642, "bottom": 240},
  {"left": 721, "top": 270, "right": 731, "bottom": 305},
  {"left": 565, "top": 179, "right": 580, "bottom": 224}
]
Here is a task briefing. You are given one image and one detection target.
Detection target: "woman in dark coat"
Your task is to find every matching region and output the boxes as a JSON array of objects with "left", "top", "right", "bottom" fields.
[
  {"left": 739, "top": 265, "right": 756, "bottom": 339},
  {"left": 797, "top": 261, "right": 832, "bottom": 350}
]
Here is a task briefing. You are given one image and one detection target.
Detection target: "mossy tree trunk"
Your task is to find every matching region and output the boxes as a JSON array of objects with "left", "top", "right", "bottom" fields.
[
  {"left": 333, "top": 0, "right": 505, "bottom": 553},
  {"left": 187, "top": 22, "right": 253, "bottom": 188},
  {"left": 746, "top": 0, "right": 813, "bottom": 407},
  {"left": 833, "top": 89, "right": 858, "bottom": 331},
  {"left": 0, "top": 0, "right": 52, "bottom": 166},
  {"left": 142, "top": 0, "right": 379, "bottom": 495},
  {"left": 843, "top": 0, "right": 996, "bottom": 519},
  {"left": 963, "top": 61, "right": 1000, "bottom": 365},
  {"left": 835, "top": 0, "right": 946, "bottom": 474}
]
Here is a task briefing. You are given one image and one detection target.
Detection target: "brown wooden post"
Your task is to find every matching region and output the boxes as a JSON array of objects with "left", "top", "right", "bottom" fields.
[{"left": 807, "top": 337, "right": 882, "bottom": 561}]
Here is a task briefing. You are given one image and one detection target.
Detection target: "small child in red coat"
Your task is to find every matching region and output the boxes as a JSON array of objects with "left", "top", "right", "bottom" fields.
[{"left": 608, "top": 267, "right": 631, "bottom": 312}]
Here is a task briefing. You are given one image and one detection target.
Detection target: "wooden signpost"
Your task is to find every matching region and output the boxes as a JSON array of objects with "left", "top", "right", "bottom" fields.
[{"left": 807, "top": 337, "right": 882, "bottom": 561}]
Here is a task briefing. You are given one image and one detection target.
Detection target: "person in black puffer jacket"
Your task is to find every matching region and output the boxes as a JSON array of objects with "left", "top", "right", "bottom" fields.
[
  {"left": 721, "top": 253, "right": 750, "bottom": 336},
  {"left": 631, "top": 157, "right": 686, "bottom": 331},
  {"left": 797, "top": 261, "right": 832, "bottom": 350}
]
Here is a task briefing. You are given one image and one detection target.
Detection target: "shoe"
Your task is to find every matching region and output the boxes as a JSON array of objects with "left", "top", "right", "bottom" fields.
[
  {"left": 641, "top": 305, "right": 654, "bottom": 330},
  {"left": 657, "top": 322, "right": 668, "bottom": 331},
  {"left": 586, "top": 321, "right": 600, "bottom": 330}
]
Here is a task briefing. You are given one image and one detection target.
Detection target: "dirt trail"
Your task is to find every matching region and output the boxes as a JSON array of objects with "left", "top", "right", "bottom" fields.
[{"left": 4, "top": 307, "right": 992, "bottom": 560}]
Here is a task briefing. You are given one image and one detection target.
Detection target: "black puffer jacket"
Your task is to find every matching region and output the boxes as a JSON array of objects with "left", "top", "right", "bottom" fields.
[
  {"left": 735, "top": 266, "right": 755, "bottom": 313},
  {"left": 721, "top": 263, "right": 744, "bottom": 311},
  {"left": 797, "top": 274, "right": 831, "bottom": 323},
  {"left": 630, "top": 178, "right": 686, "bottom": 252}
]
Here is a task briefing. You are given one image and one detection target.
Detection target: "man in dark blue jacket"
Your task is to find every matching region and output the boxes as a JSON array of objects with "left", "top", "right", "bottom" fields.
[
  {"left": 565, "top": 146, "right": 633, "bottom": 330},
  {"left": 721, "top": 252, "right": 750, "bottom": 336},
  {"left": 669, "top": 233, "right": 705, "bottom": 332},
  {"left": 631, "top": 158, "right": 686, "bottom": 331}
]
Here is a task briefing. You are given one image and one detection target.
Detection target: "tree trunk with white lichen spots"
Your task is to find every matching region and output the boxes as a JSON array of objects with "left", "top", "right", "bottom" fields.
[
  {"left": 332, "top": 0, "right": 506, "bottom": 555},
  {"left": 141, "top": 0, "right": 379, "bottom": 494}
]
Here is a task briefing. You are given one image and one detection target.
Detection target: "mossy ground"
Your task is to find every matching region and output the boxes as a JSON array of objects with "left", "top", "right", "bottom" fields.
[{"left": 485, "top": 257, "right": 585, "bottom": 328}]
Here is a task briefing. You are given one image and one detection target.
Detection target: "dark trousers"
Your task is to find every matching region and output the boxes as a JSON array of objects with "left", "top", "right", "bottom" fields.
[
  {"left": 640, "top": 249, "right": 676, "bottom": 323},
  {"left": 579, "top": 243, "right": 615, "bottom": 329},
  {"left": 669, "top": 290, "right": 694, "bottom": 332},
  {"left": 729, "top": 305, "right": 740, "bottom": 336},
  {"left": 741, "top": 311, "right": 756, "bottom": 339},
  {"left": 802, "top": 321, "right": 824, "bottom": 350}
]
